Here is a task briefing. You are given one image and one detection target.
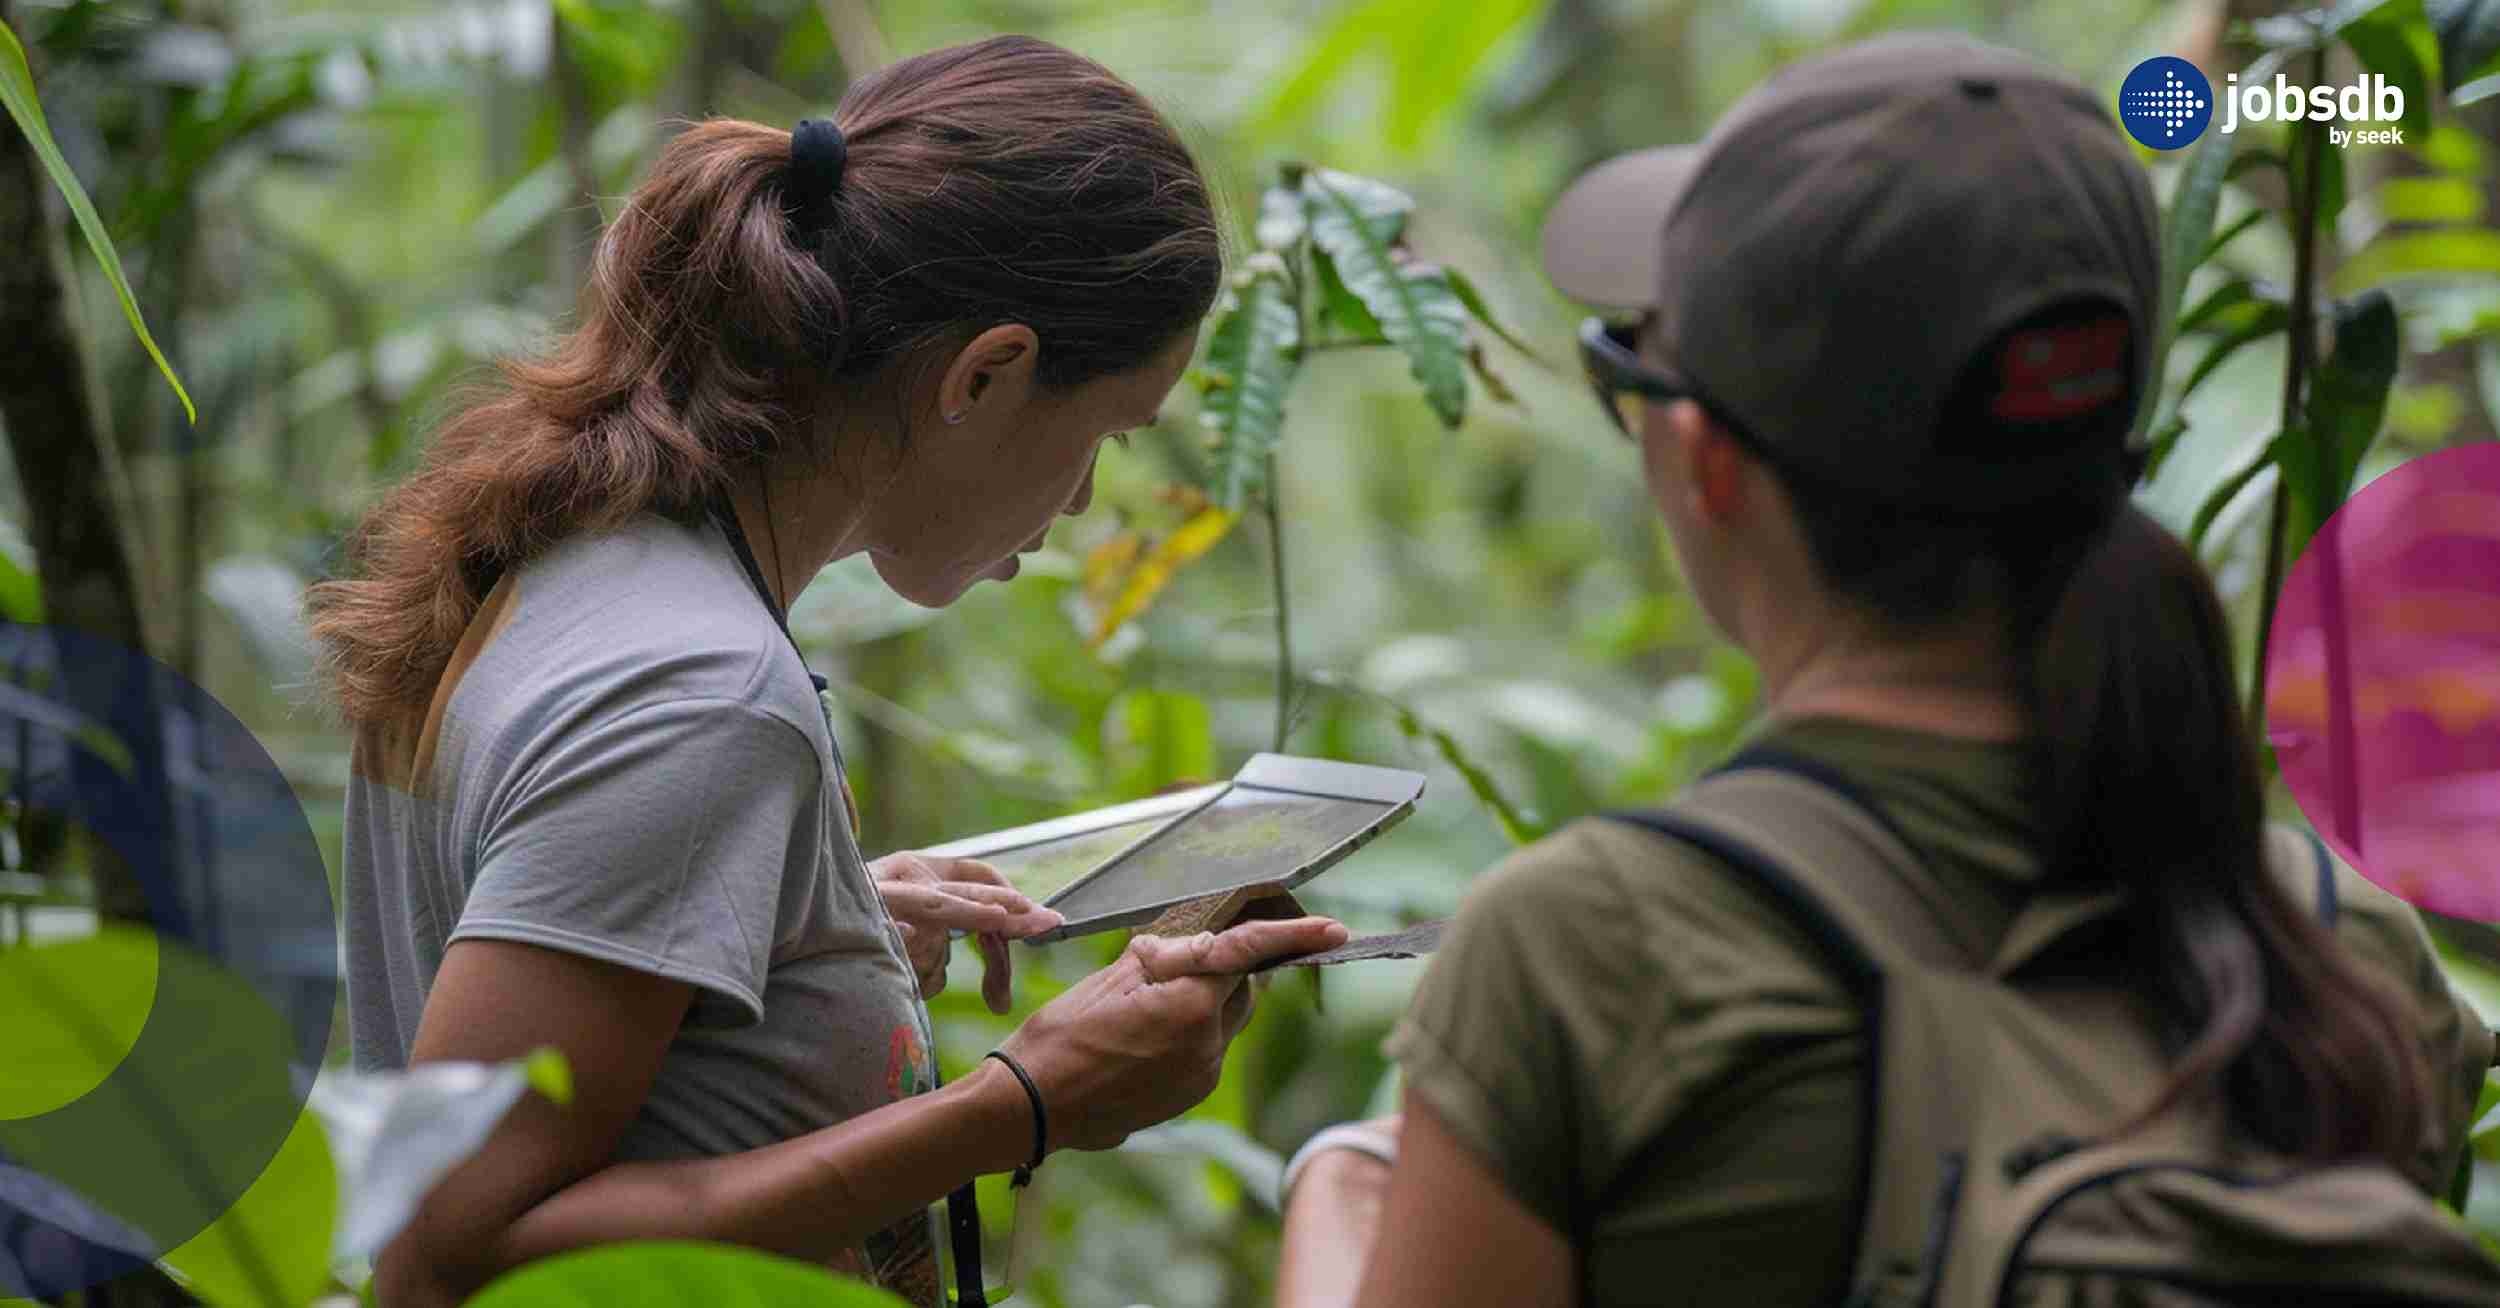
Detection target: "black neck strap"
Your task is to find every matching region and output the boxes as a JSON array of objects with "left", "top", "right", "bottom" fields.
[{"left": 705, "top": 493, "right": 992, "bottom": 1304}]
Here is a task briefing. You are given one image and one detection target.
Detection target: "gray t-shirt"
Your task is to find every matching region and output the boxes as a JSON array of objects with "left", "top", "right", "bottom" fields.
[{"left": 340, "top": 510, "right": 941, "bottom": 1291}]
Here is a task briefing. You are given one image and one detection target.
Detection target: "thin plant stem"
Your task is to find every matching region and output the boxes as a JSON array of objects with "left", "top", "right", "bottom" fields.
[
  {"left": 1266, "top": 462, "right": 1292, "bottom": 753},
  {"left": 2250, "top": 45, "right": 2328, "bottom": 757}
]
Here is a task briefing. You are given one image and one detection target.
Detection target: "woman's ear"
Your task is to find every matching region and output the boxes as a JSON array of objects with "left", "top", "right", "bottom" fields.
[
  {"left": 1679, "top": 404, "right": 1752, "bottom": 526},
  {"left": 938, "top": 324, "right": 1040, "bottom": 426}
]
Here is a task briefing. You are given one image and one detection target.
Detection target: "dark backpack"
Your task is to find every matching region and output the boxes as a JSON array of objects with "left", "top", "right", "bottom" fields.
[{"left": 1610, "top": 750, "right": 2500, "bottom": 1307}]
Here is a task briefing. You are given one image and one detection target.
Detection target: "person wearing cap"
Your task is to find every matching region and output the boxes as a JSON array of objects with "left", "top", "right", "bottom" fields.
[{"left": 1269, "top": 32, "right": 2489, "bottom": 1307}]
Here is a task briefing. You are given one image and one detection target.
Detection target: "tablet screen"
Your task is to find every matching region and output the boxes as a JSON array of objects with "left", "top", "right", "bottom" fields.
[
  {"left": 975, "top": 814, "right": 1174, "bottom": 902},
  {"left": 1045, "top": 785, "right": 1396, "bottom": 926}
]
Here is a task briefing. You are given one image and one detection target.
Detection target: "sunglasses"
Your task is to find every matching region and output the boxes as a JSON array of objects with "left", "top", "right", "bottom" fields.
[
  {"left": 1578, "top": 316, "right": 1787, "bottom": 464},
  {"left": 1578, "top": 316, "right": 1688, "bottom": 439}
]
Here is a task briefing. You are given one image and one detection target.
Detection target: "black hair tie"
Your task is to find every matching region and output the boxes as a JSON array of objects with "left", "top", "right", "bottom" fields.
[{"left": 787, "top": 117, "right": 847, "bottom": 240}]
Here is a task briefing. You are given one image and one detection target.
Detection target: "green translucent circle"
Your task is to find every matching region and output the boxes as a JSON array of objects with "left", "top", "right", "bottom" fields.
[{"left": 0, "top": 926, "right": 159, "bottom": 1119}]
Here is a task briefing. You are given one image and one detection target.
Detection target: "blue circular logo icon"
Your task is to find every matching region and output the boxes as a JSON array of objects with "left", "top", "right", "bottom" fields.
[{"left": 2118, "top": 57, "right": 2213, "bottom": 149}]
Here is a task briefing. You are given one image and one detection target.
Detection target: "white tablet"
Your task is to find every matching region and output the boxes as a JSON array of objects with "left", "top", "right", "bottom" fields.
[{"left": 920, "top": 753, "right": 1426, "bottom": 943}]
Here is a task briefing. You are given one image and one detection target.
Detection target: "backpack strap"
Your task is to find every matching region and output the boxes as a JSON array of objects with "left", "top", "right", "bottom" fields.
[
  {"left": 1604, "top": 747, "right": 1968, "bottom": 1303},
  {"left": 1608, "top": 755, "right": 2356, "bottom": 1306}
]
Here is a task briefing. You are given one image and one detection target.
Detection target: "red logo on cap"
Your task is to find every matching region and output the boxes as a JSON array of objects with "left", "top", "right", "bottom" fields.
[{"left": 1992, "top": 316, "right": 2129, "bottom": 421}]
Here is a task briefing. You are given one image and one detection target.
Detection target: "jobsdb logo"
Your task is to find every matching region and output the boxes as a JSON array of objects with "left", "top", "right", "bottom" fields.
[
  {"left": 2118, "top": 56, "right": 2213, "bottom": 148},
  {"left": 2119, "top": 55, "right": 2407, "bottom": 151}
]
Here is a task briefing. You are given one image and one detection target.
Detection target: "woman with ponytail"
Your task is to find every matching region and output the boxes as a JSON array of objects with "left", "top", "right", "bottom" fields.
[
  {"left": 312, "top": 36, "right": 1346, "bottom": 1308},
  {"left": 1272, "top": 34, "right": 2492, "bottom": 1308}
]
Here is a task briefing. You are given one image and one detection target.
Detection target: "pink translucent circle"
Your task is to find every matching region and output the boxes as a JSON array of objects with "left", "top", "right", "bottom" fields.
[{"left": 2265, "top": 444, "right": 2500, "bottom": 921}]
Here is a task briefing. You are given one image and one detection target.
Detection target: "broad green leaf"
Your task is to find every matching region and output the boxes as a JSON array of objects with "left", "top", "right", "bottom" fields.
[
  {"left": 1382, "top": 0, "right": 1543, "bottom": 150},
  {"left": 2187, "top": 430, "right": 2284, "bottom": 551},
  {"left": 1197, "top": 253, "right": 1302, "bottom": 510},
  {"left": 2280, "top": 291, "right": 2399, "bottom": 559},
  {"left": 470, "top": 1241, "right": 908, "bottom": 1307},
  {"left": 0, "top": 20, "right": 195, "bottom": 423},
  {"left": 1444, "top": 266, "right": 1544, "bottom": 363},
  {"left": 2335, "top": 227, "right": 2500, "bottom": 291},
  {"left": 1304, "top": 169, "right": 1470, "bottom": 427},
  {"left": 1253, "top": 0, "right": 1400, "bottom": 134},
  {"left": 1313, "top": 244, "right": 1387, "bottom": 344},
  {"left": 2134, "top": 124, "right": 2243, "bottom": 448},
  {"left": 158, "top": 1109, "right": 335, "bottom": 1308},
  {"left": 1088, "top": 507, "right": 1239, "bottom": 648},
  {"left": 2381, "top": 175, "right": 2488, "bottom": 223},
  {"left": 2430, "top": 0, "right": 2500, "bottom": 87},
  {"left": 2338, "top": 0, "right": 2438, "bottom": 139}
]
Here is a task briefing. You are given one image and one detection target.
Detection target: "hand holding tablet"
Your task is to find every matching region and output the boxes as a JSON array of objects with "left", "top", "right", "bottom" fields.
[{"left": 920, "top": 754, "right": 1440, "bottom": 965}]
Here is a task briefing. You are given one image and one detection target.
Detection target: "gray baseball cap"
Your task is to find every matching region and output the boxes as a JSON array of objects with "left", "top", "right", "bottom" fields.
[{"left": 1541, "top": 32, "right": 2161, "bottom": 509}]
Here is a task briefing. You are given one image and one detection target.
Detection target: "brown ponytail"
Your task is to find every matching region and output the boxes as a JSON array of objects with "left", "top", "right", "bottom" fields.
[
  {"left": 1778, "top": 466, "right": 2428, "bottom": 1173},
  {"left": 2014, "top": 504, "right": 2425, "bottom": 1167},
  {"left": 307, "top": 35, "right": 1221, "bottom": 728}
]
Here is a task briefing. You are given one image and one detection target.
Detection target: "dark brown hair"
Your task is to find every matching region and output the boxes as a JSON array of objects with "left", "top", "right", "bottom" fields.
[
  {"left": 1777, "top": 413, "right": 2429, "bottom": 1171},
  {"left": 308, "top": 35, "right": 1222, "bottom": 727}
]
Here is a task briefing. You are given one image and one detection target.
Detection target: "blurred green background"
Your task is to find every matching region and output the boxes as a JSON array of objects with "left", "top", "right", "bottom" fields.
[{"left": 5, "top": 0, "right": 2500, "bottom": 1303}]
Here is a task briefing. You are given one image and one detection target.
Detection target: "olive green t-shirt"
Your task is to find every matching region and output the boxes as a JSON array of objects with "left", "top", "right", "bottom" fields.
[{"left": 1385, "top": 715, "right": 2492, "bottom": 1307}]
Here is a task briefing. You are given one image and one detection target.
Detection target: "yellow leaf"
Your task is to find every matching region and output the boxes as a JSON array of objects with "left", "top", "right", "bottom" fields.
[
  {"left": 1089, "top": 508, "right": 1239, "bottom": 649},
  {"left": 1082, "top": 531, "right": 1144, "bottom": 610}
]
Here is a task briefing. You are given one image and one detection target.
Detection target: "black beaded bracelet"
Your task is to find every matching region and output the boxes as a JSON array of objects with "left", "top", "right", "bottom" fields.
[{"left": 984, "top": 1049, "right": 1047, "bottom": 1188}]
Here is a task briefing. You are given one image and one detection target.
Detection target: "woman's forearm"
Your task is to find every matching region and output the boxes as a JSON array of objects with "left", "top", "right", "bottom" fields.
[{"left": 394, "top": 1058, "right": 1031, "bottom": 1304}]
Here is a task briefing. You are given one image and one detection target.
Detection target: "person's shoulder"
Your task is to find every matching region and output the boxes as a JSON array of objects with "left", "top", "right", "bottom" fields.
[
  {"left": 1453, "top": 814, "right": 1857, "bottom": 1002},
  {"left": 458, "top": 513, "right": 823, "bottom": 745}
]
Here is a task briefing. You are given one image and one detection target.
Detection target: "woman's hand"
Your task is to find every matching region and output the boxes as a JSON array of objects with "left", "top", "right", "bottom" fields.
[
  {"left": 869, "top": 852, "right": 1062, "bottom": 1013},
  {"left": 999, "top": 916, "right": 1348, "bottom": 1152}
]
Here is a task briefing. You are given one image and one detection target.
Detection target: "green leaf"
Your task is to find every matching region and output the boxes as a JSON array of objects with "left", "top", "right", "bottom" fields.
[
  {"left": 2200, "top": 210, "right": 2267, "bottom": 266},
  {"left": 1312, "top": 244, "right": 1387, "bottom": 344},
  {"left": 2134, "top": 124, "right": 2244, "bottom": 448},
  {"left": 0, "top": 20, "right": 195, "bottom": 424},
  {"left": 2430, "top": 0, "right": 2500, "bottom": 88},
  {"left": 2187, "top": 430, "right": 2283, "bottom": 551},
  {"left": 470, "top": 1242, "right": 909, "bottom": 1307},
  {"left": 2176, "top": 278, "right": 2258, "bottom": 337},
  {"left": 1303, "top": 169, "right": 1470, "bottom": 428},
  {"left": 2335, "top": 227, "right": 2500, "bottom": 291},
  {"left": 158, "top": 1109, "right": 336, "bottom": 1308},
  {"left": 1196, "top": 253, "right": 1302, "bottom": 510},
  {"left": 1382, "top": 0, "right": 1543, "bottom": 150},
  {"left": 1364, "top": 690, "right": 1543, "bottom": 845},
  {"left": 2177, "top": 301, "right": 2291, "bottom": 403},
  {"left": 2381, "top": 175, "right": 2489, "bottom": 223},
  {"left": 2280, "top": 291, "right": 2400, "bottom": 559},
  {"left": 1443, "top": 266, "right": 1544, "bottom": 364},
  {"left": 2339, "top": 0, "right": 2438, "bottom": 138}
]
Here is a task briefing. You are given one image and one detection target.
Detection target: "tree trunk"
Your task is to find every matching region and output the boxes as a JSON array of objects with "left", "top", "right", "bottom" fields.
[{"left": 0, "top": 0, "right": 177, "bottom": 933}]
